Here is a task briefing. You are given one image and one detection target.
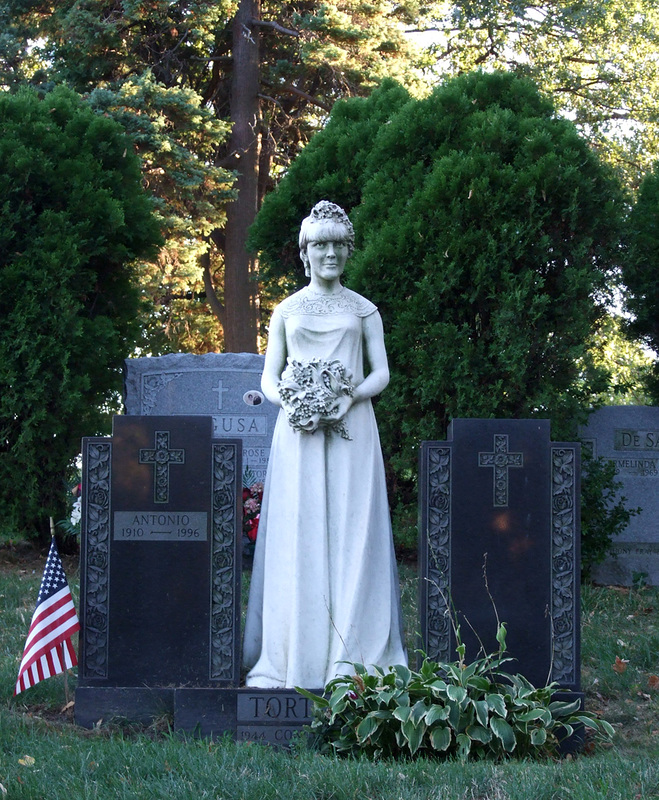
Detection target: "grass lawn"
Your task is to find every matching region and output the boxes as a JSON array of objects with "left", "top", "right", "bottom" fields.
[{"left": 1, "top": 544, "right": 658, "bottom": 799}]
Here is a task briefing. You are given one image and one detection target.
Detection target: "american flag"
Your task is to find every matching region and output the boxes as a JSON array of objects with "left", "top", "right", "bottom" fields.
[{"left": 14, "top": 539, "right": 80, "bottom": 696}]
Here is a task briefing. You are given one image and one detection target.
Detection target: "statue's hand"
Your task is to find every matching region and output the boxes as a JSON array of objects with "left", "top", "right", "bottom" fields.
[{"left": 321, "top": 393, "right": 353, "bottom": 423}]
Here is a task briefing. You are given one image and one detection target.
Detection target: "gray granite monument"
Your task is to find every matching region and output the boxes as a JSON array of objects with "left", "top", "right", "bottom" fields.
[
  {"left": 419, "top": 419, "right": 582, "bottom": 700},
  {"left": 123, "top": 353, "right": 279, "bottom": 487},
  {"left": 580, "top": 405, "right": 659, "bottom": 586}
]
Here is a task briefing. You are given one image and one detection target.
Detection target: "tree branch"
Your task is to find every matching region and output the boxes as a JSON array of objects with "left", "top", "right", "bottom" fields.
[
  {"left": 251, "top": 18, "right": 300, "bottom": 37},
  {"left": 262, "top": 80, "right": 332, "bottom": 112},
  {"left": 201, "top": 250, "right": 226, "bottom": 328},
  {"left": 258, "top": 92, "right": 285, "bottom": 111}
]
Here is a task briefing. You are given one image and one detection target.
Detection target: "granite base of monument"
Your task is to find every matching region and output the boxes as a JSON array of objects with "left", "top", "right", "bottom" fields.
[
  {"left": 174, "top": 688, "right": 316, "bottom": 744},
  {"left": 76, "top": 687, "right": 315, "bottom": 745},
  {"left": 75, "top": 687, "right": 175, "bottom": 728}
]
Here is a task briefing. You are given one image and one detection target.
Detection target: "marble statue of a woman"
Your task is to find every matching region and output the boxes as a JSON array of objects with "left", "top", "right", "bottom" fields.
[{"left": 243, "top": 201, "right": 407, "bottom": 688}]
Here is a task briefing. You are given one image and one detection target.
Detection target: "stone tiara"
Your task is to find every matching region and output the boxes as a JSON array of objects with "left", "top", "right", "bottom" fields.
[{"left": 309, "top": 200, "right": 351, "bottom": 226}]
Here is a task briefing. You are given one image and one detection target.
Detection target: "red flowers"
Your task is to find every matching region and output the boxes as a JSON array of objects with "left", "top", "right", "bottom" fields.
[{"left": 243, "top": 482, "right": 263, "bottom": 544}]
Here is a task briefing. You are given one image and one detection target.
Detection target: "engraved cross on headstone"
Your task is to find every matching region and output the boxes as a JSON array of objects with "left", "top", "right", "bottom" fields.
[
  {"left": 478, "top": 434, "right": 523, "bottom": 507},
  {"left": 212, "top": 379, "right": 229, "bottom": 411},
  {"left": 139, "top": 430, "right": 185, "bottom": 503}
]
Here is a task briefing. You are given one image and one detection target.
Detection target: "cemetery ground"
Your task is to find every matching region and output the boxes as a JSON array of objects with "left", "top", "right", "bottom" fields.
[{"left": 1, "top": 545, "right": 658, "bottom": 800}]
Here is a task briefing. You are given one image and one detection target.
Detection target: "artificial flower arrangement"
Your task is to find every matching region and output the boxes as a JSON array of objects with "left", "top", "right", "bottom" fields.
[
  {"left": 243, "top": 482, "right": 263, "bottom": 544},
  {"left": 277, "top": 358, "right": 354, "bottom": 440}
]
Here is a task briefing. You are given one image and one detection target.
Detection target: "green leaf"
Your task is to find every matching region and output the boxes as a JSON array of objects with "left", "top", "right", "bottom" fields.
[
  {"left": 429, "top": 725, "right": 452, "bottom": 752},
  {"left": 490, "top": 716, "right": 516, "bottom": 753},
  {"left": 420, "top": 659, "right": 439, "bottom": 679},
  {"left": 448, "top": 700, "right": 461, "bottom": 731},
  {"left": 495, "top": 623, "right": 507, "bottom": 649},
  {"left": 456, "top": 732, "right": 472, "bottom": 760},
  {"left": 401, "top": 719, "right": 425, "bottom": 755},
  {"left": 356, "top": 714, "right": 379, "bottom": 743},
  {"left": 466, "top": 676, "right": 492, "bottom": 692},
  {"left": 368, "top": 709, "right": 394, "bottom": 720},
  {"left": 394, "top": 664, "right": 412, "bottom": 687},
  {"left": 392, "top": 706, "right": 413, "bottom": 723},
  {"left": 530, "top": 727, "right": 548, "bottom": 746},
  {"left": 425, "top": 704, "right": 450, "bottom": 725},
  {"left": 411, "top": 699, "right": 429, "bottom": 725},
  {"left": 376, "top": 690, "right": 395, "bottom": 706},
  {"left": 466, "top": 724, "right": 492, "bottom": 743},
  {"left": 486, "top": 693, "right": 507, "bottom": 718},
  {"left": 430, "top": 679, "right": 449, "bottom": 696},
  {"left": 573, "top": 715, "right": 615, "bottom": 738},
  {"left": 515, "top": 708, "right": 551, "bottom": 725},
  {"left": 294, "top": 686, "right": 328, "bottom": 708},
  {"left": 460, "top": 661, "right": 479, "bottom": 681},
  {"left": 473, "top": 699, "right": 489, "bottom": 727},
  {"left": 446, "top": 685, "right": 468, "bottom": 703},
  {"left": 548, "top": 698, "right": 582, "bottom": 717}
]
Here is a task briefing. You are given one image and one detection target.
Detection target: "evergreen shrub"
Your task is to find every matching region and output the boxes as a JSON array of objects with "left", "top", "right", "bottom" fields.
[
  {"left": 0, "top": 86, "right": 161, "bottom": 539},
  {"left": 251, "top": 71, "right": 629, "bottom": 555}
]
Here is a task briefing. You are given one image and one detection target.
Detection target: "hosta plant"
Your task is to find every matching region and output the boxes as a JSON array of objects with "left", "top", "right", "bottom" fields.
[{"left": 297, "top": 625, "right": 613, "bottom": 760}]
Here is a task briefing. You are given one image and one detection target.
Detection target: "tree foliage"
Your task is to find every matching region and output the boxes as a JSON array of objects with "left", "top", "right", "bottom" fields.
[
  {"left": 1, "top": 0, "right": 425, "bottom": 353},
  {"left": 250, "top": 72, "right": 626, "bottom": 510},
  {"left": 586, "top": 314, "right": 653, "bottom": 406},
  {"left": 415, "top": 0, "right": 659, "bottom": 187},
  {"left": 622, "top": 163, "right": 659, "bottom": 401},
  {"left": 0, "top": 86, "right": 161, "bottom": 538}
]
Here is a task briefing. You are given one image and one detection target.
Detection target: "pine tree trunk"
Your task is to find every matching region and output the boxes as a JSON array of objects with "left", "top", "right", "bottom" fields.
[{"left": 223, "top": 0, "right": 261, "bottom": 353}]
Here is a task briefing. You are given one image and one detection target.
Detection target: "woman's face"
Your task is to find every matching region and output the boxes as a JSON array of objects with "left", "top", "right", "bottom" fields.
[{"left": 305, "top": 237, "right": 350, "bottom": 283}]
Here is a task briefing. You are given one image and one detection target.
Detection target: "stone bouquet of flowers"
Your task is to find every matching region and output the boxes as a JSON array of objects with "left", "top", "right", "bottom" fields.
[{"left": 278, "top": 358, "right": 354, "bottom": 440}]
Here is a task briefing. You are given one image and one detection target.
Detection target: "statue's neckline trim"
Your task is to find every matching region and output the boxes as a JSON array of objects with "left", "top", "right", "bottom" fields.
[
  {"left": 279, "top": 286, "right": 377, "bottom": 319},
  {"left": 303, "top": 285, "right": 346, "bottom": 299}
]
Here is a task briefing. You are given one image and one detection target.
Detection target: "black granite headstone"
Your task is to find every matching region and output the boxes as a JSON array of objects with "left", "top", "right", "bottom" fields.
[
  {"left": 419, "top": 419, "right": 581, "bottom": 695},
  {"left": 76, "top": 416, "right": 242, "bottom": 727}
]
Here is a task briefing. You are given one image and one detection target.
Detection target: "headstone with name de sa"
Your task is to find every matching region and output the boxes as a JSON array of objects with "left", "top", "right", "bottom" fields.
[
  {"left": 419, "top": 419, "right": 582, "bottom": 702},
  {"left": 579, "top": 406, "right": 659, "bottom": 586},
  {"left": 123, "top": 353, "right": 279, "bottom": 489},
  {"left": 75, "top": 415, "right": 242, "bottom": 727}
]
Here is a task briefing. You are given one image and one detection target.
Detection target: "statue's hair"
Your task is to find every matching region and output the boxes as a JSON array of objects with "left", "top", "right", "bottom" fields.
[{"left": 299, "top": 201, "right": 354, "bottom": 275}]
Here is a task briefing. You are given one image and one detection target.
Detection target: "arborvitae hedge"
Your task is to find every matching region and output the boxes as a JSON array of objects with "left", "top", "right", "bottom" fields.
[
  {"left": 250, "top": 71, "right": 626, "bottom": 546},
  {"left": 0, "top": 86, "right": 161, "bottom": 539},
  {"left": 623, "top": 163, "right": 659, "bottom": 400}
]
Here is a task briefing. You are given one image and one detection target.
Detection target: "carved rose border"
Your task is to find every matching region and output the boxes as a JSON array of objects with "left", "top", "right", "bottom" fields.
[
  {"left": 551, "top": 446, "right": 578, "bottom": 685},
  {"left": 423, "top": 445, "right": 452, "bottom": 663},
  {"left": 210, "top": 442, "right": 239, "bottom": 681},
  {"left": 81, "top": 438, "right": 112, "bottom": 679}
]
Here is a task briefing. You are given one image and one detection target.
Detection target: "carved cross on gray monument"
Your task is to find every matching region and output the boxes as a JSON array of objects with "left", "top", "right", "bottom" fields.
[
  {"left": 478, "top": 434, "right": 523, "bottom": 507},
  {"left": 139, "top": 430, "right": 185, "bottom": 503},
  {"left": 212, "top": 378, "right": 229, "bottom": 411}
]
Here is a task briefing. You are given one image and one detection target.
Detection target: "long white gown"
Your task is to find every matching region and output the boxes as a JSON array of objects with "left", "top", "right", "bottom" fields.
[{"left": 243, "top": 286, "right": 407, "bottom": 688}]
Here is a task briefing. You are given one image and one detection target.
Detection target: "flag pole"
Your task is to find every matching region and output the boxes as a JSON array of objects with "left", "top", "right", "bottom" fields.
[
  {"left": 50, "top": 518, "right": 70, "bottom": 706},
  {"left": 60, "top": 642, "right": 70, "bottom": 706}
]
